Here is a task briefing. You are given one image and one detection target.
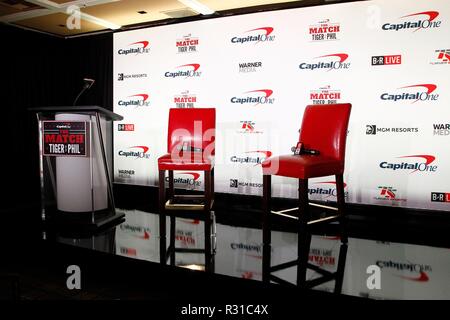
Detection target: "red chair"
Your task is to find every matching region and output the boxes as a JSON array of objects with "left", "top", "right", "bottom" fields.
[
  {"left": 158, "top": 108, "right": 216, "bottom": 271},
  {"left": 261, "top": 103, "right": 351, "bottom": 290}
]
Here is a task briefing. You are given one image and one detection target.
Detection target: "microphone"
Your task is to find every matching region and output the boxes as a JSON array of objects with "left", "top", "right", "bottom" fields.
[{"left": 73, "top": 78, "right": 95, "bottom": 106}]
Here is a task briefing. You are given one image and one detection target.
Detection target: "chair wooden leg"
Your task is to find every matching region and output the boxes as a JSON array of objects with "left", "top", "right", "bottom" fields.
[
  {"left": 211, "top": 168, "right": 215, "bottom": 202},
  {"left": 335, "top": 174, "right": 348, "bottom": 244},
  {"left": 168, "top": 170, "right": 174, "bottom": 200},
  {"left": 334, "top": 243, "right": 348, "bottom": 294},
  {"left": 262, "top": 175, "right": 272, "bottom": 283},
  {"left": 169, "top": 214, "right": 176, "bottom": 266},
  {"left": 297, "top": 178, "right": 311, "bottom": 287},
  {"left": 204, "top": 170, "right": 212, "bottom": 272},
  {"left": 159, "top": 170, "right": 167, "bottom": 265}
]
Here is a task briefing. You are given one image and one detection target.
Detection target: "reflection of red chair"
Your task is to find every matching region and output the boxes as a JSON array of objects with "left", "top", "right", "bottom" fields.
[
  {"left": 261, "top": 103, "right": 351, "bottom": 290},
  {"left": 158, "top": 108, "right": 216, "bottom": 272}
]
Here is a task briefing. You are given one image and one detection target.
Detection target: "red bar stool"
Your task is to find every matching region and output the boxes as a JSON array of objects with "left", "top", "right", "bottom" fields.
[
  {"left": 158, "top": 108, "right": 216, "bottom": 272},
  {"left": 261, "top": 103, "right": 351, "bottom": 290}
]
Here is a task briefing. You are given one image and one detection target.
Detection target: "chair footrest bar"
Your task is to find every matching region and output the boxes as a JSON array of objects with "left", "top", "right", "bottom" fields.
[
  {"left": 270, "top": 259, "right": 299, "bottom": 272},
  {"left": 269, "top": 274, "right": 296, "bottom": 287},
  {"left": 307, "top": 215, "right": 340, "bottom": 226},
  {"left": 165, "top": 199, "right": 214, "bottom": 211}
]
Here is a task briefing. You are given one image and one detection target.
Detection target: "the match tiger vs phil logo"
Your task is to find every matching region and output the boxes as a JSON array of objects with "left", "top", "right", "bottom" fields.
[
  {"left": 309, "top": 19, "right": 340, "bottom": 41},
  {"left": 174, "top": 90, "right": 197, "bottom": 108},
  {"left": 176, "top": 34, "right": 199, "bottom": 53},
  {"left": 310, "top": 85, "right": 341, "bottom": 104}
]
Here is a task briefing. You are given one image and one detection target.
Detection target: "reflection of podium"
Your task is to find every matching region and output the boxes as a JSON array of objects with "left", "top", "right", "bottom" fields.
[{"left": 31, "top": 106, "right": 124, "bottom": 228}]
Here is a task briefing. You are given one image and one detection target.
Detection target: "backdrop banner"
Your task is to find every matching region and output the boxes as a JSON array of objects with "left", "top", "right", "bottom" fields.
[{"left": 113, "top": 0, "right": 450, "bottom": 212}]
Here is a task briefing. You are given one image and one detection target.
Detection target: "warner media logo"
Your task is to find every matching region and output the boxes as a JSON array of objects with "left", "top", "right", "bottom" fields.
[
  {"left": 376, "top": 260, "right": 432, "bottom": 282},
  {"left": 431, "top": 49, "right": 450, "bottom": 65},
  {"left": 375, "top": 186, "right": 406, "bottom": 202},
  {"left": 379, "top": 154, "right": 437, "bottom": 173},
  {"left": 309, "top": 181, "right": 348, "bottom": 199},
  {"left": 382, "top": 11, "right": 441, "bottom": 32},
  {"left": 230, "top": 150, "right": 272, "bottom": 165},
  {"left": 239, "top": 61, "right": 262, "bottom": 73},
  {"left": 166, "top": 172, "right": 201, "bottom": 187},
  {"left": 118, "top": 94, "right": 150, "bottom": 107},
  {"left": 164, "top": 64, "right": 201, "bottom": 78},
  {"left": 176, "top": 33, "right": 199, "bottom": 53},
  {"left": 231, "top": 27, "right": 275, "bottom": 44},
  {"left": 433, "top": 123, "right": 450, "bottom": 136},
  {"left": 118, "top": 146, "right": 151, "bottom": 159},
  {"left": 309, "top": 19, "right": 340, "bottom": 41},
  {"left": 230, "top": 89, "right": 274, "bottom": 105},
  {"left": 238, "top": 121, "right": 263, "bottom": 134},
  {"left": 117, "top": 40, "right": 150, "bottom": 55},
  {"left": 371, "top": 55, "right": 402, "bottom": 66},
  {"left": 118, "top": 169, "right": 135, "bottom": 179},
  {"left": 380, "top": 84, "right": 439, "bottom": 103},
  {"left": 310, "top": 85, "right": 341, "bottom": 104},
  {"left": 174, "top": 90, "right": 197, "bottom": 108},
  {"left": 299, "top": 53, "right": 350, "bottom": 71}
]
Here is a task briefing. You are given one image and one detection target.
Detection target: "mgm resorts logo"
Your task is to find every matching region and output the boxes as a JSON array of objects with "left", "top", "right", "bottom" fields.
[
  {"left": 433, "top": 123, "right": 450, "bottom": 136},
  {"left": 117, "top": 73, "right": 148, "bottom": 81},
  {"left": 309, "top": 19, "right": 340, "bottom": 42},
  {"left": 117, "top": 40, "right": 150, "bottom": 55},
  {"left": 230, "top": 179, "right": 263, "bottom": 189},
  {"left": 176, "top": 34, "right": 199, "bottom": 53},
  {"left": 366, "top": 125, "right": 419, "bottom": 135},
  {"left": 118, "top": 169, "right": 135, "bottom": 179}
]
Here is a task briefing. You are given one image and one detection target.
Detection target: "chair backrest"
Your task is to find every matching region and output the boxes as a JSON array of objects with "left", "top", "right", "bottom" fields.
[
  {"left": 167, "top": 108, "right": 216, "bottom": 155},
  {"left": 299, "top": 103, "right": 352, "bottom": 164}
]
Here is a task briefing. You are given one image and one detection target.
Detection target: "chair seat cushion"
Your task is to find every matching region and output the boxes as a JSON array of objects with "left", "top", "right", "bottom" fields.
[
  {"left": 158, "top": 153, "right": 214, "bottom": 171},
  {"left": 261, "top": 154, "right": 343, "bottom": 178}
]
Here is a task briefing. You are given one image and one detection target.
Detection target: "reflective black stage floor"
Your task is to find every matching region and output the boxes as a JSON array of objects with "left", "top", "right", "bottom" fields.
[{"left": 1, "top": 191, "right": 450, "bottom": 304}]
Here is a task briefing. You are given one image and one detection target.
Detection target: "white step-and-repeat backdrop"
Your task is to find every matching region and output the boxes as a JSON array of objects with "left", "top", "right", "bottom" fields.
[{"left": 113, "top": 0, "right": 450, "bottom": 211}]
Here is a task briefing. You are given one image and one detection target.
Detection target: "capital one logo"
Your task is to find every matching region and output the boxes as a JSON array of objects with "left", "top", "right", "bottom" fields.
[
  {"left": 382, "top": 11, "right": 441, "bottom": 32},
  {"left": 118, "top": 146, "right": 151, "bottom": 159},
  {"left": 380, "top": 84, "right": 439, "bottom": 103},
  {"left": 118, "top": 41, "right": 150, "bottom": 55},
  {"left": 119, "top": 224, "right": 150, "bottom": 240},
  {"left": 299, "top": 53, "right": 350, "bottom": 71},
  {"left": 309, "top": 181, "right": 348, "bottom": 199},
  {"left": 166, "top": 172, "right": 201, "bottom": 187},
  {"left": 118, "top": 94, "right": 150, "bottom": 107},
  {"left": 230, "top": 150, "right": 272, "bottom": 165},
  {"left": 376, "top": 260, "right": 431, "bottom": 282},
  {"left": 230, "top": 89, "right": 274, "bottom": 105},
  {"left": 379, "top": 155, "right": 437, "bottom": 173},
  {"left": 165, "top": 63, "right": 201, "bottom": 78},
  {"left": 231, "top": 27, "right": 275, "bottom": 44}
]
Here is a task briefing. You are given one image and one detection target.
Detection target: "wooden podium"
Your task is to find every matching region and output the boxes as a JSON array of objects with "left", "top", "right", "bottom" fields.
[{"left": 31, "top": 106, "right": 124, "bottom": 229}]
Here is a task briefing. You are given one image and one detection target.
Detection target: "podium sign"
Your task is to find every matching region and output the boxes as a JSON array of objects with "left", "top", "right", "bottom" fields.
[
  {"left": 30, "top": 106, "right": 124, "bottom": 228},
  {"left": 42, "top": 121, "right": 88, "bottom": 157}
]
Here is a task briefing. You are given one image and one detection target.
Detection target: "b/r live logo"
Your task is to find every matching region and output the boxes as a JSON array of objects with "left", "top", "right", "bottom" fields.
[{"left": 431, "top": 192, "right": 450, "bottom": 202}]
